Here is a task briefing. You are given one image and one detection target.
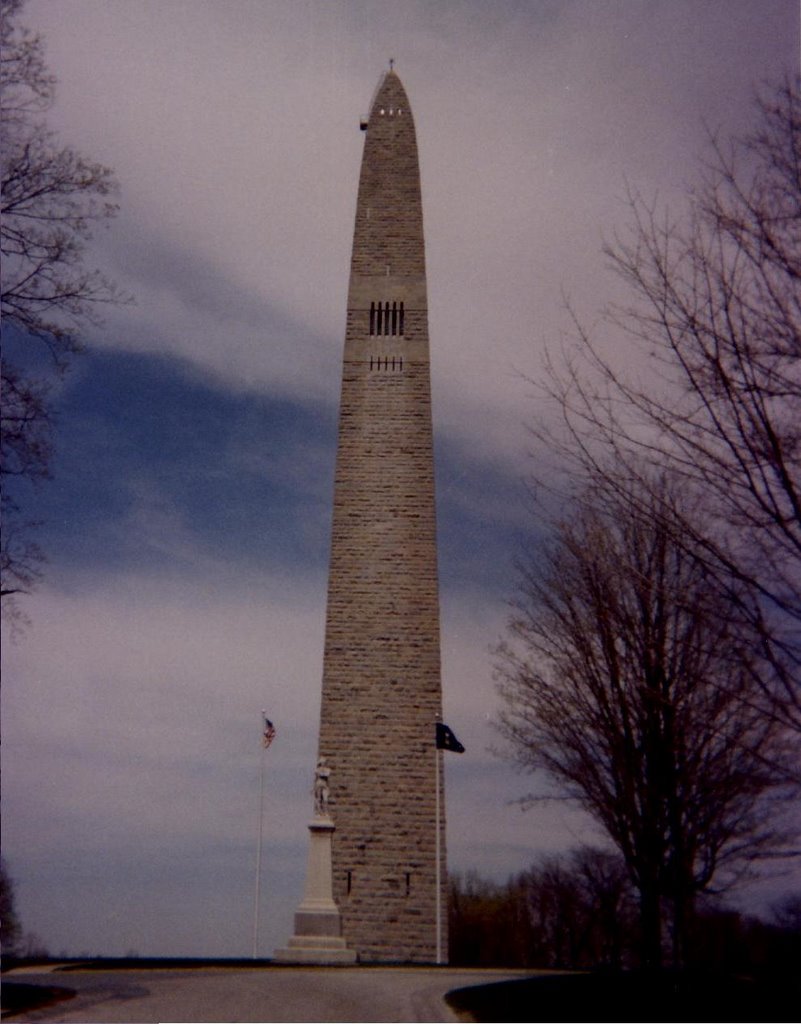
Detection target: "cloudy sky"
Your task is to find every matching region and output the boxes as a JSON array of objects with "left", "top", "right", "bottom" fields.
[{"left": 3, "top": 0, "right": 799, "bottom": 958}]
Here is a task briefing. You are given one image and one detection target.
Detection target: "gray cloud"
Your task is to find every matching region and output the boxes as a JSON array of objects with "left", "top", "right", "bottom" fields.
[{"left": 28, "top": 0, "right": 798, "bottom": 461}]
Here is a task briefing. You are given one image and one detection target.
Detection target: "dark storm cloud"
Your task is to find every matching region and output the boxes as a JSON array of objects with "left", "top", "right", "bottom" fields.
[{"left": 34, "top": 348, "right": 338, "bottom": 582}]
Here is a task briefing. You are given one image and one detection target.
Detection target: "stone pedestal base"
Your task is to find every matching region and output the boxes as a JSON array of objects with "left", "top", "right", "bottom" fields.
[
  {"left": 273, "top": 934, "right": 357, "bottom": 964},
  {"left": 274, "top": 816, "right": 357, "bottom": 965}
]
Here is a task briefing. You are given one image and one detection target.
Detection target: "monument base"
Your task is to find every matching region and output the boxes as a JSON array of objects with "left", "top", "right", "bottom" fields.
[
  {"left": 273, "top": 934, "right": 357, "bottom": 965},
  {"left": 274, "top": 815, "right": 357, "bottom": 965}
]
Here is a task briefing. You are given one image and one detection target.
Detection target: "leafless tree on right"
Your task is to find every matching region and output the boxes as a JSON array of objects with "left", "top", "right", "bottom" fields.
[{"left": 535, "top": 76, "right": 801, "bottom": 731}]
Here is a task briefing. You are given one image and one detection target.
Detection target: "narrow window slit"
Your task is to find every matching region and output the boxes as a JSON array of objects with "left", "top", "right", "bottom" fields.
[{"left": 370, "top": 300, "right": 404, "bottom": 336}]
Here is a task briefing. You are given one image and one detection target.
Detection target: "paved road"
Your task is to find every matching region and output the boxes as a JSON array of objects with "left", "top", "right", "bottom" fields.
[{"left": 5, "top": 965, "right": 534, "bottom": 1022}]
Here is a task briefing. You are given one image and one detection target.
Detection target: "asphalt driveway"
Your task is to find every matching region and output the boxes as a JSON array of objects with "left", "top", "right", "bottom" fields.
[{"left": 3, "top": 964, "right": 536, "bottom": 1023}]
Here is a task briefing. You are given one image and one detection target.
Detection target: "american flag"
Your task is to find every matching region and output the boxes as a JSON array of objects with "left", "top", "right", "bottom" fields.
[{"left": 262, "top": 713, "right": 276, "bottom": 748}]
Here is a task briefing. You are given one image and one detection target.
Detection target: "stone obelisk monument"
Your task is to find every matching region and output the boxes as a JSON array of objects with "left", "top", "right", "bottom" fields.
[{"left": 311, "top": 67, "right": 446, "bottom": 963}]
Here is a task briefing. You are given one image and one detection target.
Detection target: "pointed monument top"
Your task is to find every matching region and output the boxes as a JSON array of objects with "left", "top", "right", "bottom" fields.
[{"left": 368, "top": 67, "right": 411, "bottom": 123}]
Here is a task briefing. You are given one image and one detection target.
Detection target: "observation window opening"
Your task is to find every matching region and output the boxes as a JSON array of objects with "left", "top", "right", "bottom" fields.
[{"left": 369, "top": 301, "right": 405, "bottom": 336}]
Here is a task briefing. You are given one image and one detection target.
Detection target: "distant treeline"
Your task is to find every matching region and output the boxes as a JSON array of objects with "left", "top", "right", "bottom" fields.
[{"left": 448, "top": 848, "right": 801, "bottom": 974}]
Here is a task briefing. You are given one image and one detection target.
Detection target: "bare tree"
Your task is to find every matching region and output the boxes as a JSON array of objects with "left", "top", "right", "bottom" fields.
[
  {"left": 0, "top": 856, "right": 22, "bottom": 955},
  {"left": 513, "top": 848, "right": 637, "bottom": 970},
  {"left": 449, "top": 848, "right": 638, "bottom": 969},
  {"left": 496, "top": 477, "right": 797, "bottom": 969},
  {"left": 539, "top": 76, "right": 801, "bottom": 729},
  {"left": 0, "top": 0, "right": 123, "bottom": 606}
]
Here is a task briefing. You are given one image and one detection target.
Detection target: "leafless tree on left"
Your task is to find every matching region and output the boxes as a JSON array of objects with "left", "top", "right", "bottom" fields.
[{"left": 1, "top": 0, "right": 126, "bottom": 615}]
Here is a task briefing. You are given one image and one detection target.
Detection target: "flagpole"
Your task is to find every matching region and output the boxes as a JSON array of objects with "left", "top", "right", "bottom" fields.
[
  {"left": 435, "top": 716, "right": 442, "bottom": 965},
  {"left": 252, "top": 712, "right": 268, "bottom": 959}
]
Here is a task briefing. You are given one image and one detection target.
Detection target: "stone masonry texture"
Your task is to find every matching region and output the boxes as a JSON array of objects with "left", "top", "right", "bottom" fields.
[{"left": 316, "top": 70, "right": 447, "bottom": 963}]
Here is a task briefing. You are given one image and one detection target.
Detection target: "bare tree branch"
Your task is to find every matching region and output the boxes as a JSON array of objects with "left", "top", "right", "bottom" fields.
[
  {"left": 0, "top": 0, "right": 126, "bottom": 611},
  {"left": 496, "top": 476, "right": 798, "bottom": 969},
  {"left": 529, "top": 76, "right": 801, "bottom": 731}
]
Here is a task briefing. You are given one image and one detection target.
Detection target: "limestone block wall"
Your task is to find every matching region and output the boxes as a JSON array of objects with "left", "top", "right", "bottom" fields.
[{"left": 316, "top": 70, "right": 447, "bottom": 963}]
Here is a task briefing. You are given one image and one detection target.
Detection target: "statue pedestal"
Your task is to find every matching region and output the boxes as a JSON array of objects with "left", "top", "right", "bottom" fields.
[{"left": 274, "top": 816, "right": 357, "bottom": 964}]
